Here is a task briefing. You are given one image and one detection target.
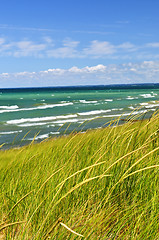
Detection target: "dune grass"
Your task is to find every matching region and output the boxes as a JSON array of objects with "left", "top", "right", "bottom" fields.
[{"left": 0, "top": 112, "right": 159, "bottom": 239}]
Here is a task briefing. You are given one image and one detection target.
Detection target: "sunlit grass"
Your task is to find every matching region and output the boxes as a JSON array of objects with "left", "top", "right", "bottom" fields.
[{"left": 0, "top": 111, "right": 159, "bottom": 239}]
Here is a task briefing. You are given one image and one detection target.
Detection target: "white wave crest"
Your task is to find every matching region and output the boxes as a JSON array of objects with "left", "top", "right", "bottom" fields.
[
  {"left": 0, "top": 130, "right": 22, "bottom": 135},
  {"left": 126, "top": 96, "right": 135, "bottom": 100},
  {"left": 27, "top": 134, "right": 49, "bottom": 141},
  {"left": 0, "top": 105, "right": 19, "bottom": 110},
  {"left": 140, "top": 102, "right": 149, "bottom": 106},
  {"left": 101, "top": 110, "right": 148, "bottom": 118},
  {"left": 6, "top": 114, "right": 78, "bottom": 125},
  {"left": 145, "top": 103, "right": 159, "bottom": 109},
  {"left": 140, "top": 94, "right": 155, "bottom": 98},
  {"left": 50, "top": 132, "right": 60, "bottom": 135},
  {"left": 0, "top": 102, "right": 73, "bottom": 114},
  {"left": 105, "top": 99, "right": 113, "bottom": 102},
  {"left": 79, "top": 100, "right": 98, "bottom": 104},
  {"left": 112, "top": 108, "right": 123, "bottom": 111},
  {"left": 128, "top": 106, "right": 135, "bottom": 110},
  {"left": 78, "top": 109, "right": 111, "bottom": 116}
]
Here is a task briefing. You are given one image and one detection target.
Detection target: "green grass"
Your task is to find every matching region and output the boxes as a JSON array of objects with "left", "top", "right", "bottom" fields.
[{"left": 0, "top": 112, "right": 159, "bottom": 239}]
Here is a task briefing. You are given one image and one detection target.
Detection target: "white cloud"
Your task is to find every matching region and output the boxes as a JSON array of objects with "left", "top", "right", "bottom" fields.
[
  {"left": 0, "top": 38, "right": 5, "bottom": 45},
  {"left": 43, "top": 36, "right": 54, "bottom": 44},
  {"left": 146, "top": 42, "right": 159, "bottom": 48},
  {"left": 46, "top": 38, "right": 80, "bottom": 58},
  {"left": 13, "top": 40, "right": 46, "bottom": 57},
  {"left": 63, "top": 38, "right": 79, "bottom": 48},
  {"left": 0, "top": 37, "right": 159, "bottom": 61},
  {"left": 0, "top": 61, "right": 159, "bottom": 88},
  {"left": 16, "top": 41, "right": 45, "bottom": 51},
  {"left": 0, "top": 24, "right": 58, "bottom": 33},
  {"left": 69, "top": 64, "right": 106, "bottom": 73},
  {"left": 0, "top": 42, "right": 13, "bottom": 53},
  {"left": 0, "top": 24, "right": 114, "bottom": 35},
  {"left": 47, "top": 47, "right": 78, "bottom": 58},
  {"left": 68, "top": 66, "right": 82, "bottom": 73},
  {"left": 83, "top": 40, "right": 116, "bottom": 57},
  {"left": 0, "top": 39, "right": 48, "bottom": 57},
  {"left": 84, "top": 64, "right": 107, "bottom": 72},
  {"left": 117, "top": 42, "right": 137, "bottom": 52},
  {"left": 42, "top": 68, "right": 66, "bottom": 75}
]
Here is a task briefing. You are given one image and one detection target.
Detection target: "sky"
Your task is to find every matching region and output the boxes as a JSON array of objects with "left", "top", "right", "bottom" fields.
[{"left": 0, "top": 0, "right": 159, "bottom": 88}]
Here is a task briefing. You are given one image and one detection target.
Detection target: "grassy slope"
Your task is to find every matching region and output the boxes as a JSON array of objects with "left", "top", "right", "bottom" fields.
[{"left": 0, "top": 113, "right": 159, "bottom": 239}]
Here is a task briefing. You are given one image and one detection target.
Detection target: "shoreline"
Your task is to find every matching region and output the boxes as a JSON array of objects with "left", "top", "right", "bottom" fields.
[
  {"left": 0, "top": 86, "right": 158, "bottom": 149},
  {"left": 0, "top": 117, "right": 149, "bottom": 152}
]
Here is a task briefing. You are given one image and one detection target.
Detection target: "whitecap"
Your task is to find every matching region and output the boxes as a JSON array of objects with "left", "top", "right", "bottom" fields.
[
  {"left": 6, "top": 114, "right": 78, "bottom": 125},
  {"left": 145, "top": 103, "right": 159, "bottom": 109},
  {"left": 27, "top": 134, "right": 49, "bottom": 140},
  {"left": 50, "top": 132, "right": 60, "bottom": 135},
  {"left": 99, "top": 110, "right": 146, "bottom": 119},
  {"left": 0, "top": 102, "right": 73, "bottom": 114},
  {"left": 79, "top": 100, "right": 98, "bottom": 104},
  {"left": 105, "top": 99, "right": 113, "bottom": 102},
  {"left": 0, "top": 105, "right": 19, "bottom": 110},
  {"left": 112, "top": 108, "right": 123, "bottom": 111},
  {"left": 30, "top": 102, "right": 73, "bottom": 110},
  {"left": 139, "top": 102, "right": 159, "bottom": 109},
  {"left": 140, "top": 103, "right": 149, "bottom": 106},
  {"left": 0, "top": 130, "right": 22, "bottom": 135},
  {"left": 78, "top": 109, "right": 111, "bottom": 116},
  {"left": 126, "top": 97, "right": 135, "bottom": 100},
  {"left": 140, "top": 94, "right": 155, "bottom": 98}
]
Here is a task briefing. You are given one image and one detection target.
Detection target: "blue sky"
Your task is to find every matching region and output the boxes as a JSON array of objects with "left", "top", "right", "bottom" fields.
[{"left": 0, "top": 0, "right": 159, "bottom": 87}]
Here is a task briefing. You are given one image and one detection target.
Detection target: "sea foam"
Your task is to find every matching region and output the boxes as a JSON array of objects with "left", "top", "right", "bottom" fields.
[
  {"left": 79, "top": 100, "right": 98, "bottom": 104},
  {"left": 6, "top": 114, "right": 78, "bottom": 125},
  {"left": 0, "top": 130, "right": 22, "bottom": 135},
  {"left": 0, "top": 102, "right": 73, "bottom": 114},
  {"left": 27, "top": 134, "right": 49, "bottom": 140},
  {"left": 0, "top": 105, "right": 19, "bottom": 110},
  {"left": 78, "top": 109, "right": 111, "bottom": 116}
]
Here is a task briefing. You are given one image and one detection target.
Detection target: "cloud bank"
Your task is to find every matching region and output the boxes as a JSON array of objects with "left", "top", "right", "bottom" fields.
[
  {"left": 0, "top": 37, "right": 159, "bottom": 60},
  {"left": 0, "top": 61, "right": 159, "bottom": 88}
]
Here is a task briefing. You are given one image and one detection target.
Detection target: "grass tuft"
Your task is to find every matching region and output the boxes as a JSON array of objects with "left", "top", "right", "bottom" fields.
[{"left": 0, "top": 112, "right": 159, "bottom": 239}]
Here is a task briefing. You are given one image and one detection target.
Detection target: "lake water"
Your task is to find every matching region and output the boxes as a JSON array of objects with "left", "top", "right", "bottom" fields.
[{"left": 0, "top": 84, "right": 159, "bottom": 149}]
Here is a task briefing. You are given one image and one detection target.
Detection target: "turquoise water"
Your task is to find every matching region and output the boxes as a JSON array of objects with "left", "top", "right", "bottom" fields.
[{"left": 0, "top": 85, "right": 159, "bottom": 149}]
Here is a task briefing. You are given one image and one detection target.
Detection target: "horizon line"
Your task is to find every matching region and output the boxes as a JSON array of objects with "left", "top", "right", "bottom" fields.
[{"left": 1, "top": 83, "right": 159, "bottom": 91}]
